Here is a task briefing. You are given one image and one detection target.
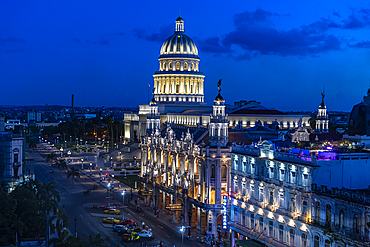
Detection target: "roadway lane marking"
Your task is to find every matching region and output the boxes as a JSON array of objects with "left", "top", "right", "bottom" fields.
[
  {"left": 150, "top": 224, "right": 155, "bottom": 228},
  {"left": 139, "top": 217, "right": 143, "bottom": 220},
  {"left": 158, "top": 225, "right": 163, "bottom": 229},
  {"left": 80, "top": 214, "right": 83, "bottom": 217},
  {"left": 88, "top": 222, "right": 91, "bottom": 226},
  {"left": 165, "top": 234, "right": 170, "bottom": 238}
]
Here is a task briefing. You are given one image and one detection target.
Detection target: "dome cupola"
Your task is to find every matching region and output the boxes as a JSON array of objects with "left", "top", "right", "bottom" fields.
[{"left": 160, "top": 17, "right": 199, "bottom": 58}]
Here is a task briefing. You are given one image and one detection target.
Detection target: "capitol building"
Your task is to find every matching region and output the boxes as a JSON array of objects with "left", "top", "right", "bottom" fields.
[{"left": 123, "top": 17, "right": 348, "bottom": 246}]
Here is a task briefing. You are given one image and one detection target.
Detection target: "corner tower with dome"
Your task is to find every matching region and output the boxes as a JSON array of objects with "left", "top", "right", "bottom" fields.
[{"left": 153, "top": 17, "right": 205, "bottom": 104}]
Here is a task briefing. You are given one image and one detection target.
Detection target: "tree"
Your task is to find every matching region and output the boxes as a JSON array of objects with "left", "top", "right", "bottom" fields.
[
  {"left": 47, "top": 153, "right": 57, "bottom": 164},
  {"left": 12, "top": 183, "right": 44, "bottom": 239},
  {"left": 86, "top": 233, "right": 111, "bottom": 247},
  {"left": 27, "top": 138, "right": 37, "bottom": 151},
  {"left": 49, "top": 229, "right": 70, "bottom": 247},
  {"left": 39, "top": 182, "right": 60, "bottom": 247},
  {"left": 67, "top": 167, "right": 80, "bottom": 189},
  {"left": 50, "top": 207, "right": 68, "bottom": 239},
  {"left": 0, "top": 190, "right": 17, "bottom": 245},
  {"left": 56, "top": 159, "right": 68, "bottom": 178}
]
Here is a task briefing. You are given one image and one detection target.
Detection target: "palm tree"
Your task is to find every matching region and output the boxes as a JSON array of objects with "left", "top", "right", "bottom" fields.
[
  {"left": 47, "top": 153, "right": 57, "bottom": 164},
  {"left": 27, "top": 138, "right": 37, "bottom": 152},
  {"left": 87, "top": 233, "right": 111, "bottom": 247},
  {"left": 50, "top": 207, "right": 68, "bottom": 239},
  {"left": 67, "top": 167, "right": 80, "bottom": 189},
  {"left": 56, "top": 159, "right": 68, "bottom": 178},
  {"left": 39, "top": 181, "right": 60, "bottom": 247},
  {"left": 49, "top": 229, "right": 70, "bottom": 247}
]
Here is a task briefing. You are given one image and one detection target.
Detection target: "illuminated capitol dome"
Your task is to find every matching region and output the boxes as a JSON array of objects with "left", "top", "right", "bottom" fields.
[{"left": 153, "top": 17, "right": 205, "bottom": 103}]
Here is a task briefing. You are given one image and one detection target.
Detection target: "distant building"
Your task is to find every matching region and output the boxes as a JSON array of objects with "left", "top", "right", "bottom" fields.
[
  {"left": 27, "top": 110, "right": 42, "bottom": 123},
  {"left": 316, "top": 92, "right": 329, "bottom": 133}
]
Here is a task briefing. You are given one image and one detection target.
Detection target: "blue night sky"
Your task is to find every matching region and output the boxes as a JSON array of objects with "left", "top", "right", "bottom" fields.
[{"left": 1, "top": 0, "right": 370, "bottom": 111}]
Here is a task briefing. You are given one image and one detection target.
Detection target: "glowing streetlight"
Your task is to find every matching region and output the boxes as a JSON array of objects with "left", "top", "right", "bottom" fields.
[
  {"left": 121, "top": 189, "right": 126, "bottom": 206},
  {"left": 100, "top": 168, "right": 102, "bottom": 182},
  {"left": 90, "top": 163, "right": 92, "bottom": 176},
  {"left": 81, "top": 158, "right": 84, "bottom": 170}
]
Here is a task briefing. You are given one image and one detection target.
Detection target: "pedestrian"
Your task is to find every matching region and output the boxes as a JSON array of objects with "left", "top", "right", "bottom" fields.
[
  {"left": 159, "top": 241, "right": 163, "bottom": 247},
  {"left": 144, "top": 243, "right": 147, "bottom": 247},
  {"left": 135, "top": 199, "right": 138, "bottom": 205}
]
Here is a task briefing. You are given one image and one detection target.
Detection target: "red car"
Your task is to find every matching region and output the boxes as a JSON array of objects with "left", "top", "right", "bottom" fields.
[{"left": 121, "top": 219, "right": 136, "bottom": 225}]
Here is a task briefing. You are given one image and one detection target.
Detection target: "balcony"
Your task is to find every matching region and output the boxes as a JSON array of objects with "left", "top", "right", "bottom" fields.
[{"left": 230, "top": 222, "right": 289, "bottom": 247}]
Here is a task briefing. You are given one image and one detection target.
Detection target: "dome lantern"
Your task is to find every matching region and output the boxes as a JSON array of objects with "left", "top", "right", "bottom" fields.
[{"left": 175, "top": 16, "right": 184, "bottom": 33}]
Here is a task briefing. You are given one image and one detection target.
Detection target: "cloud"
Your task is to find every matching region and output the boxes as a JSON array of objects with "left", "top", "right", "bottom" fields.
[
  {"left": 349, "top": 40, "right": 370, "bottom": 48},
  {"left": 342, "top": 8, "right": 370, "bottom": 29},
  {"left": 333, "top": 12, "right": 341, "bottom": 18},
  {"left": 222, "top": 9, "right": 342, "bottom": 57},
  {"left": 93, "top": 37, "right": 110, "bottom": 45},
  {"left": 133, "top": 24, "right": 172, "bottom": 42},
  {"left": 109, "top": 32, "right": 125, "bottom": 36},
  {"left": 73, "top": 37, "right": 110, "bottom": 45},
  {"left": 195, "top": 37, "right": 232, "bottom": 54}
]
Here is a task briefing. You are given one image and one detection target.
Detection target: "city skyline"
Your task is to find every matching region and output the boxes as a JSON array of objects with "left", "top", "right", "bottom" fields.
[{"left": 1, "top": 0, "right": 370, "bottom": 111}]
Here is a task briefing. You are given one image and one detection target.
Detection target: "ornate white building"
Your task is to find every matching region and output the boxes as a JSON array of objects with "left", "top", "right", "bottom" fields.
[
  {"left": 316, "top": 92, "right": 329, "bottom": 133},
  {"left": 139, "top": 87, "right": 231, "bottom": 237}
]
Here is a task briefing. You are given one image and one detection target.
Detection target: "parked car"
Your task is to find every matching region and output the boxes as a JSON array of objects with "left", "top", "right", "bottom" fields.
[
  {"left": 113, "top": 225, "right": 127, "bottom": 233},
  {"left": 104, "top": 209, "right": 120, "bottom": 215},
  {"left": 137, "top": 230, "right": 153, "bottom": 238},
  {"left": 121, "top": 219, "right": 136, "bottom": 225},
  {"left": 102, "top": 217, "right": 120, "bottom": 224}
]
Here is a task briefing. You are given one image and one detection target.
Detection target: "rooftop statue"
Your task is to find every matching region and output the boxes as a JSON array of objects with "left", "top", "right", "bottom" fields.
[{"left": 217, "top": 79, "right": 222, "bottom": 93}]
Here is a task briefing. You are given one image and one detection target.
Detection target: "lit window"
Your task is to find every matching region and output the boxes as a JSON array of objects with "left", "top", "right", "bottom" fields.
[
  {"left": 176, "top": 62, "right": 180, "bottom": 70},
  {"left": 184, "top": 62, "right": 188, "bottom": 70}
]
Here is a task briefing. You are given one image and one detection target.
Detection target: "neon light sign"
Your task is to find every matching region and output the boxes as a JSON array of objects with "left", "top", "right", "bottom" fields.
[{"left": 222, "top": 192, "right": 228, "bottom": 229}]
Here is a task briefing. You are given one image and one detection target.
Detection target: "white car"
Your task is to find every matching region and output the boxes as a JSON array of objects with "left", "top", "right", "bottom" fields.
[{"left": 137, "top": 230, "right": 152, "bottom": 238}]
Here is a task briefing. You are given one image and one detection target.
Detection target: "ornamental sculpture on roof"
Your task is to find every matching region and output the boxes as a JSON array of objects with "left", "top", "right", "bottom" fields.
[{"left": 217, "top": 79, "right": 222, "bottom": 93}]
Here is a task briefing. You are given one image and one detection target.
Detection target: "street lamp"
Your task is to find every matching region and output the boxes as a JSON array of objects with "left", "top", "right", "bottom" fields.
[
  {"left": 100, "top": 168, "right": 102, "bottom": 182},
  {"left": 67, "top": 150, "right": 71, "bottom": 159},
  {"left": 121, "top": 189, "right": 126, "bottom": 206},
  {"left": 118, "top": 151, "right": 121, "bottom": 164},
  {"left": 110, "top": 157, "right": 113, "bottom": 169},
  {"left": 60, "top": 147, "right": 63, "bottom": 158},
  {"left": 81, "top": 158, "right": 84, "bottom": 170},
  {"left": 111, "top": 174, "right": 115, "bottom": 189},
  {"left": 180, "top": 226, "right": 185, "bottom": 247},
  {"left": 90, "top": 163, "right": 92, "bottom": 176},
  {"left": 74, "top": 216, "right": 77, "bottom": 237}
]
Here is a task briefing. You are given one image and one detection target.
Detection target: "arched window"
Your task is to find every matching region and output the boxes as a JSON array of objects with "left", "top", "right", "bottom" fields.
[
  {"left": 191, "top": 62, "right": 194, "bottom": 71},
  {"left": 211, "top": 165, "right": 215, "bottom": 178},
  {"left": 326, "top": 204, "right": 332, "bottom": 227},
  {"left": 184, "top": 62, "right": 188, "bottom": 70},
  {"left": 315, "top": 201, "right": 321, "bottom": 224},
  {"left": 354, "top": 214, "right": 360, "bottom": 234},
  {"left": 324, "top": 240, "right": 331, "bottom": 247},
  {"left": 169, "top": 62, "right": 173, "bottom": 70},
  {"left": 176, "top": 62, "right": 180, "bottom": 70},
  {"left": 339, "top": 210, "right": 344, "bottom": 228},
  {"left": 314, "top": 236, "right": 320, "bottom": 247},
  {"left": 222, "top": 165, "right": 227, "bottom": 178}
]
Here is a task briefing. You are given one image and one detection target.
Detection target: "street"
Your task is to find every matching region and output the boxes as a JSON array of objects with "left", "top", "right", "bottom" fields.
[{"left": 27, "top": 145, "right": 204, "bottom": 247}]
